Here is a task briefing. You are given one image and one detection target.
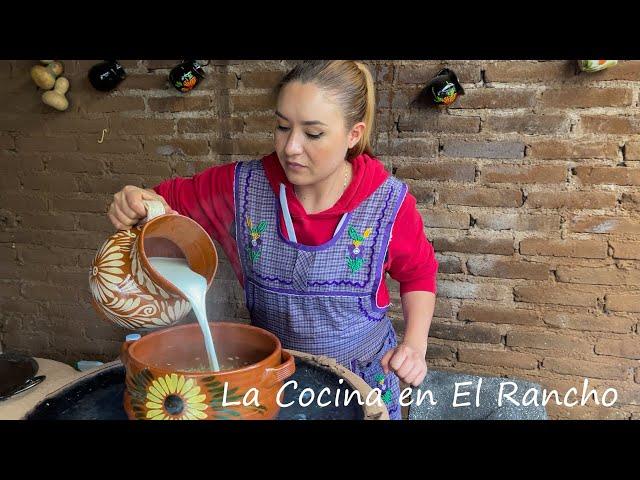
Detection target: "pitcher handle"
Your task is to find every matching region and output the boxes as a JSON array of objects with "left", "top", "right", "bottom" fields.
[{"left": 136, "top": 200, "right": 166, "bottom": 227}]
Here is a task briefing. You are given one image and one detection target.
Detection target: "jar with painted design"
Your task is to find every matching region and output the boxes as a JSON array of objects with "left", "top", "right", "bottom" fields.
[{"left": 89, "top": 200, "right": 218, "bottom": 330}]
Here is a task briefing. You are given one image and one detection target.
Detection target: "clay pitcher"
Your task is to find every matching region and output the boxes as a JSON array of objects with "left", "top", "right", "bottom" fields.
[{"left": 89, "top": 200, "right": 218, "bottom": 330}]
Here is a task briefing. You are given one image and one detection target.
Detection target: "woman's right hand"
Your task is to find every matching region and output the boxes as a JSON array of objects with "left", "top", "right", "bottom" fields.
[{"left": 108, "top": 185, "right": 177, "bottom": 230}]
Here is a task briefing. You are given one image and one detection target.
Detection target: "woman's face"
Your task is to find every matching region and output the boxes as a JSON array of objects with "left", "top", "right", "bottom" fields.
[{"left": 274, "top": 81, "right": 363, "bottom": 186}]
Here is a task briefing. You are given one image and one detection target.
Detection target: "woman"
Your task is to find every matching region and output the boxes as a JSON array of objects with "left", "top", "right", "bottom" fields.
[{"left": 108, "top": 60, "right": 438, "bottom": 419}]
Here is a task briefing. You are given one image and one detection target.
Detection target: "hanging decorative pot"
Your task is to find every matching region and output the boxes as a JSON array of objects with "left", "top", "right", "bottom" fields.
[
  {"left": 88, "top": 60, "right": 127, "bottom": 91},
  {"left": 169, "top": 60, "right": 208, "bottom": 92},
  {"left": 578, "top": 60, "right": 618, "bottom": 73},
  {"left": 425, "top": 68, "right": 465, "bottom": 106}
]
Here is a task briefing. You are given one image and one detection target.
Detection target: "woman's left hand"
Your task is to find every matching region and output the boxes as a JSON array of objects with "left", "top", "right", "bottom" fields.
[{"left": 380, "top": 343, "right": 428, "bottom": 387}]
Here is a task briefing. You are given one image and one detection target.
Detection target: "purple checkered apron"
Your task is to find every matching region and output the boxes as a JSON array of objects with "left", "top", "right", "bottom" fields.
[{"left": 234, "top": 160, "right": 408, "bottom": 419}]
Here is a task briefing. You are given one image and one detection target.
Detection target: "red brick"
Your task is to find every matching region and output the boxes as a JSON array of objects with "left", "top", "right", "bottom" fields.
[
  {"left": 605, "top": 294, "right": 640, "bottom": 313},
  {"left": 420, "top": 209, "right": 470, "bottom": 229},
  {"left": 0, "top": 152, "right": 44, "bottom": 172},
  {"left": 610, "top": 241, "right": 640, "bottom": 260},
  {"left": 209, "top": 137, "right": 275, "bottom": 155},
  {"left": 15, "top": 136, "right": 77, "bottom": 152},
  {"left": 556, "top": 266, "right": 640, "bottom": 286},
  {"left": 77, "top": 213, "right": 116, "bottom": 232},
  {"left": 514, "top": 285, "right": 599, "bottom": 307},
  {"left": 0, "top": 133, "right": 15, "bottom": 149},
  {"left": 119, "top": 74, "right": 170, "bottom": 90},
  {"left": 18, "top": 245, "right": 78, "bottom": 265},
  {"left": 148, "top": 96, "right": 212, "bottom": 112},
  {"left": 442, "top": 140, "right": 524, "bottom": 159},
  {"left": 376, "top": 138, "right": 438, "bottom": 158},
  {"left": 46, "top": 231, "right": 110, "bottom": 249},
  {"left": 543, "top": 357, "right": 630, "bottom": 380},
  {"left": 20, "top": 282, "right": 78, "bottom": 302},
  {"left": 626, "top": 141, "right": 640, "bottom": 161},
  {"left": 506, "top": 330, "right": 593, "bottom": 354},
  {"left": 483, "top": 114, "right": 570, "bottom": 134},
  {"left": 109, "top": 158, "right": 173, "bottom": 177},
  {"left": 0, "top": 192, "right": 47, "bottom": 213},
  {"left": 0, "top": 298, "right": 40, "bottom": 315},
  {"left": 197, "top": 72, "right": 238, "bottom": 90},
  {"left": 575, "top": 166, "right": 640, "bottom": 186},
  {"left": 22, "top": 173, "right": 77, "bottom": 192},
  {"left": 177, "top": 117, "right": 243, "bottom": 134},
  {"left": 436, "top": 280, "right": 511, "bottom": 301},
  {"left": 241, "top": 71, "right": 285, "bottom": 89},
  {"left": 519, "top": 238, "right": 607, "bottom": 259},
  {"left": 433, "top": 236, "right": 514, "bottom": 255},
  {"left": 44, "top": 118, "right": 107, "bottom": 134},
  {"left": 484, "top": 61, "right": 575, "bottom": 83},
  {"left": 425, "top": 343, "right": 456, "bottom": 360},
  {"left": 243, "top": 114, "right": 277, "bottom": 133},
  {"left": 81, "top": 96, "right": 145, "bottom": 113},
  {"left": 397, "top": 113, "right": 480, "bottom": 133},
  {"left": 46, "top": 154, "right": 106, "bottom": 174},
  {"left": 144, "top": 139, "right": 209, "bottom": 156},
  {"left": 580, "top": 115, "right": 640, "bottom": 134},
  {"left": 481, "top": 165, "right": 566, "bottom": 184},
  {"left": 528, "top": 140, "right": 620, "bottom": 159},
  {"left": 621, "top": 193, "right": 640, "bottom": 211},
  {"left": 404, "top": 180, "right": 436, "bottom": 204},
  {"left": 434, "top": 254, "right": 463, "bottom": 274},
  {"left": 429, "top": 321, "right": 502, "bottom": 344},
  {"left": 146, "top": 60, "right": 181, "bottom": 70},
  {"left": 437, "top": 186, "right": 523, "bottom": 207},
  {"left": 450, "top": 88, "right": 537, "bottom": 109},
  {"left": 50, "top": 194, "right": 110, "bottom": 213},
  {"left": 458, "top": 349, "right": 539, "bottom": 370},
  {"left": 580, "top": 61, "right": 640, "bottom": 80},
  {"left": 540, "top": 88, "right": 633, "bottom": 108},
  {"left": 467, "top": 257, "right": 550, "bottom": 280},
  {"left": 230, "top": 93, "right": 277, "bottom": 112},
  {"left": 458, "top": 304, "right": 542, "bottom": 326},
  {"left": 526, "top": 191, "right": 617, "bottom": 209},
  {"left": 110, "top": 118, "right": 175, "bottom": 136},
  {"left": 20, "top": 213, "right": 76, "bottom": 231},
  {"left": 0, "top": 115, "right": 46, "bottom": 134},
  {"left": 397, "top": 63, "right": 481, "bottom": 84},
  {"left": 76, "top": 174, "right": 145, "bottom": 194},
  {"left": 543, "top": 312, "right": 634, "bottom": 334},
  {"left": 77, "top": 137, "right": 143, "bottom": 154},
  {"left": 395, "top": 162, "right": 476, "bottom": 182},
  {"left": 0, "top": 281, "right": 21, "bottom": 298},
  {"left": 569, "top": 215, "right": 640, "bottom": 235},
  {"left": 474, "top": 212, "right": 560, "bottom": 232},
  {"left": 595, "top": 338, "right": 640, "bottom": 359},
  {"left": 2, "top": 332, "right": 50, "bottom": 355}
]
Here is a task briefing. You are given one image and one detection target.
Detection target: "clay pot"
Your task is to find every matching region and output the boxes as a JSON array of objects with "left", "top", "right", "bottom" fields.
[
  {"left": 120, "top": 322, "right": 296, "bottom": 420},
  {"left": 89, "top": 201, "right": 218, "bottom": 330}
]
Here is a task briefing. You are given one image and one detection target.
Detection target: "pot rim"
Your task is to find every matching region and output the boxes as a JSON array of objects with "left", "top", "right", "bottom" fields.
[
  {"left": 138, "top": 213, "right": 218, "bottom": 293},
  {"left": 125, "top": 321, "right": 284, "bottom": 377}
]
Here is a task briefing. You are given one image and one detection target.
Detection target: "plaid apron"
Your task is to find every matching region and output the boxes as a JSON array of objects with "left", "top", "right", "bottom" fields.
[{"left": 234, "top": 160, "right": 407, "bottom": 419}]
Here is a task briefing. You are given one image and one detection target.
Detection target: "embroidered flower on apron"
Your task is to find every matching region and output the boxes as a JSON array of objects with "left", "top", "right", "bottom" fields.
[
  {"left": 245, "top": 216, "right": 267, "bottom": 263},
  {"left": 346, "top": 226, "right": 372, "bottom": 273}
]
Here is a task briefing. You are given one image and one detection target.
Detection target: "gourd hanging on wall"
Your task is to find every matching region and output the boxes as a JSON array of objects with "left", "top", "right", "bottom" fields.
[
  {"left": 169, "top": 60, "right": 208, "bottom": 92},
  {"left": 88, "top": 60, "right": 127, "bottom": 91},
  {"left": 578, "top": 60, "right": 618, "bottom": 72},
  {"left": 30, "top": 60, "right": 70, "bottom": 111},
  {"left": 423, "top": 68, "right": 465, "bottom": 107}
]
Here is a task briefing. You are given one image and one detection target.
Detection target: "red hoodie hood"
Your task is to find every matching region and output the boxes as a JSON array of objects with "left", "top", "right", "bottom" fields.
[{"left": 261, "top": 151, "right": 391, "bottom": 218}]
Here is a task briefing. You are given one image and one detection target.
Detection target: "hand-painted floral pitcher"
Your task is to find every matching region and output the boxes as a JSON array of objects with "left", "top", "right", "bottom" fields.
[{"left": 89, "top": 201, "right": 218, "bottom": 330}]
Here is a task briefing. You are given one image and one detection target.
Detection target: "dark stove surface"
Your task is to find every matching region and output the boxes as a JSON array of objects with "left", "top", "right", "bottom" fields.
[{"left": 25, "top": 358, "right": 366, "bottom": 420}]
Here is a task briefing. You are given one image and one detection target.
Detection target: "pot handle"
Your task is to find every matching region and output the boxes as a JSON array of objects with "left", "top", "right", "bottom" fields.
[
  {"left": 120, "top": 340, "right": 134, "bottom": 365},
  {"left": 137, "top": 200, "right": 166, "bottom": 225},
  {"left": 260, "top": 351, "right": 295, "bottom": 389}
]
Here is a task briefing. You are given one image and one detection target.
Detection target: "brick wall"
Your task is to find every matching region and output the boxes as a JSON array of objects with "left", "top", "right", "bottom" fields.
[{"left": 1, "top": 60, "right": 638, "bottom": 419}]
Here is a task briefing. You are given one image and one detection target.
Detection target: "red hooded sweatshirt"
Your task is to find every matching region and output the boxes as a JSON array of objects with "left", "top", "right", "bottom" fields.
[{"left": 154, "top": 152, "right": 438, "bottom": 306}]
